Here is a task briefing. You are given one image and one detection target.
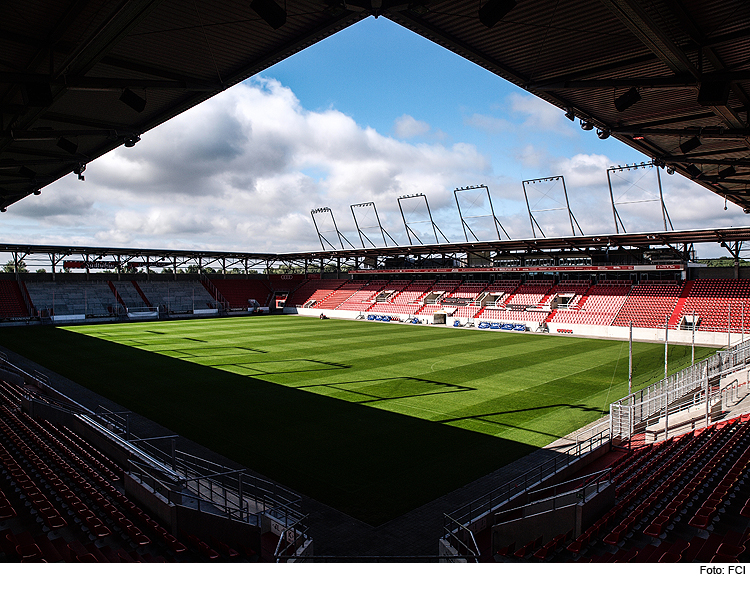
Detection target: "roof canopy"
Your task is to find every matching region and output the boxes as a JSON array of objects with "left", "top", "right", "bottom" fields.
[{"left": 3, "top": 1, "right": 750, "bottom": 212}]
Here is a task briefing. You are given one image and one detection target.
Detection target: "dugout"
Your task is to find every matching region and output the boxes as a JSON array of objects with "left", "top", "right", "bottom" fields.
[{"left": 433, "top": 312, "right": 447, "bottom": 325}]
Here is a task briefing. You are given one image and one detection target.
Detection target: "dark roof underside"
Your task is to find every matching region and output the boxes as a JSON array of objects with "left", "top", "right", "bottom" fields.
[{"left": 3, "top": 0, "right": 750, "bottom": 213}]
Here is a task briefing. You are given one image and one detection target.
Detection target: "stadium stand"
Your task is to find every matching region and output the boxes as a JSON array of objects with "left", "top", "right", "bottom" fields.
[
  {"left": 447, "top": 280, "right": 490, "bottom": 301},
  {"left": 366, "top": 279, "right": 435, "bottom": 316},
  {"left": 612, "top": 281, "right": 682, "bottom": 329},
  {"left": 135, "top": 281, "right": 215, "bottom": 314},
  {"left": 0, "top": 280, "right": 29, "bottom": 319},
  {"left": 547, "top": 280, "right": 631, "bottom": 326},
  {"left": 415, "top": 280, "right": 463, "bottom": 316},
  {"left": 25, "top": 282, "right": 117, "bottom": 318},
  {"left": 675, "top": 279, "right": 750, "bottom": 333},
  {"left": 503, "top": 280, "right": 555, "bottom": 308},
  {"left": 285, "top": 279, "right": 346, "bottom": 308},
  {"left": 207, "top": 277, "right": 272, "bottom": 310},
  {"left": 327, "top": 280, "right": 387, "bottom": 311},
  {"left": 0, "top": 370, "right": 309, "bottom": 563},
  {"left": 110, "top": 281, "right": 147, "bottom": 311},
  {"left": 310, "top": 279, "right": 367, "bottom": 310},
  {"left": 459, "top": 412, "right": 750, "bottom": 563}
]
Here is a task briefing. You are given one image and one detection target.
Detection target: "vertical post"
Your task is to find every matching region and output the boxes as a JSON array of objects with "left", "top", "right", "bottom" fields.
[
  {"left": 171, "top": 437, "right": 176, "bottom": 471},
  {"left": 628, "top": 321, "right": 633, "bottom": 397},
  {"left": 664, "top": 314, "right": 669, "bottom": 441},
  {"left": 664, "top": 314, "right": 669, "bottom": 381},
  {"left": 691, "top": 309, "right": 695, "bottom": 365},
  {"left": 728, "top": 302, "right": 732, "bottom": 348},
  {"left": 238, "top": 475, "right": 244, "bottom": 521},
  {"left": 705, "top": 365, "right": 710, "bottom": 428}
]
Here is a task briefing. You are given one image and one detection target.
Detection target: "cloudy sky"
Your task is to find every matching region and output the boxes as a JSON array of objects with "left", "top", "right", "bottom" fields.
[{"left": 3, "top": 17, "right": 746, "bottom": 260}]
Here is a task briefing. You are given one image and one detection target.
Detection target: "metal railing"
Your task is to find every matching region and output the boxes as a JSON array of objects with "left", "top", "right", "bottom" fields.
[
  {"left": 445, "top": 427, "right": 610, "bottom": 529},
  {"left": 610, "top": 337, "right": 750, "bottom": 441},
  {"left": 441, "top": 513, "right": 480, "bottom": 563}
]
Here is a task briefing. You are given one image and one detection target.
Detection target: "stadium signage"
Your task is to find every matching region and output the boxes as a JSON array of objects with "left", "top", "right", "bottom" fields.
[
  {"left": 63, "top": 260, "right": 171, "bottom": 269},
  {"left": 351, "top": 264, "right": 683, "bottom": 274}
]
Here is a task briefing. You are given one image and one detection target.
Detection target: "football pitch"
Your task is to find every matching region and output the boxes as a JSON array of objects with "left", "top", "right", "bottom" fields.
[{"left": 0, "top": 316, "right": 717, "bottom": 524}]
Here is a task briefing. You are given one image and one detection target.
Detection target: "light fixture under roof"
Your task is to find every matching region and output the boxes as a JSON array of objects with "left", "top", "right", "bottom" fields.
[
  {"left": 119, "top": 88, "right": 146, "bottom": 113},
  {"left": 479, "top": 0, "right": 517, "bottom": 28},
  {"left": 685, "top": 164, "right": 702, "bottom": 178},
  {"left": 596, "top": 128, "right": 610, "bottom": 140},
  {"left": 614, "top": 87, "right": 641, "bottom": 112},
  {"left": 565, "top": 108, "right": 575, "bottom": 121},
  {"left": 56, "top": 137, "right": 78, "bottom": 155},
  {"left": 718, "top": 166, "right": 736, "bottom": 179},
  {"left": 251, "top": 0, "right": 287, "bottom": 30},
  {"left": 580, "top": 120, "right": 594, "bottom": 131},
  {"left": 679, "top": 136, "right": 702, "bottom": 154}
]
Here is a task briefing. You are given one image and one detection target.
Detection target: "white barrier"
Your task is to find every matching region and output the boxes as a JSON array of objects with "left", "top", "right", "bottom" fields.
[
  {"left": 51, "top": 314, "right": 86, "bottom": 323},
  {"left": 193, "top": 308, "right": 219, "bottom": 316},
  {"left": 127, "top": 310, "right": 159, "bottom": 319}
]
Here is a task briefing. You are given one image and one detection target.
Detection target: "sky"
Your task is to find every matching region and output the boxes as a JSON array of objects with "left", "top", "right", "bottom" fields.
[{"left": 3, "top": 16, "right": 747, "bottom": 262}]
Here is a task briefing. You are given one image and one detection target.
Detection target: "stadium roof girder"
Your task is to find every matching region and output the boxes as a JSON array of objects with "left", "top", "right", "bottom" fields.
[{"left": 3, "top": 227, "right": 750, "bottom": 274}]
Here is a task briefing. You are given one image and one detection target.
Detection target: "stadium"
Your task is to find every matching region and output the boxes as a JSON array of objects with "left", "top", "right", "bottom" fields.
[{"left": 1, "top": 0, "right": 750, "bottom": 567}]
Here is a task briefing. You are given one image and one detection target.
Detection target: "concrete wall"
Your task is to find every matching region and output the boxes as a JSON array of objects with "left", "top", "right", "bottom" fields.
[
  {"left": 547, "top": 322, "right": 736, "bottom": 346},
  {"left": 288, "top": 306, "right": 735, "bottom": 346},
  {"left": 492, "top": 504, "right": 578, "bottom": 551}
]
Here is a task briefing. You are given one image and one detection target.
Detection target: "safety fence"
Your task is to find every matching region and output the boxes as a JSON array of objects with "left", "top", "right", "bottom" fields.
[{"left": 610, "top": 338, "right": 750, "bottom": 442}]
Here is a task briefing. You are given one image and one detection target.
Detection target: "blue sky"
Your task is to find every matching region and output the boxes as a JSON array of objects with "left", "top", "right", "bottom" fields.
[{"left": 2, "top": 16, "right": 744, "bottom": 261}]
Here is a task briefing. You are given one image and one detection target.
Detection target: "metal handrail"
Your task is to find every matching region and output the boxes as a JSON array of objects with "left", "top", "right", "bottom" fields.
[{"left": 446, "top": 428, "right": 609, "bottom": 528}]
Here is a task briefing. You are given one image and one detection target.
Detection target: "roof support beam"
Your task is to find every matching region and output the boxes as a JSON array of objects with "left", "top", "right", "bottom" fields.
[{"left": 600, "top": 0, "right": 746, "bottom": 130}]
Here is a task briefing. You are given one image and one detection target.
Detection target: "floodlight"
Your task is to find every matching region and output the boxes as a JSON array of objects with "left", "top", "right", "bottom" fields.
[
  {"left": 685, "top": 164, "right": 702, "bottom": 178},
  {"left": 679, "top": 136, "right": 701, "bottom": 154},
  {"left": 614, "top": 87, "right": 641, "bottom": 112},
  {"left": 119, "top": 88, "right": 146, "bottom": 113},
  {"left": 56, "top": 137, "right": 78, "bottom": 155},
  {"left": 580, "top": 120, "right": 594, "bottom": 131},
  {"left": 123, "top": 135, "right": 141, "bottom": 148},
  {"left": 479, "top": 0, "right": 517, "bottom": 28},
  {"left": 73, "top": 163, "right": 86, "bottom": 181},
  {"left": 565, "top": 108, "right": 575, "bottom": 121},
  {"left": 718, "top": 166, "right": 736, "bottom": 179},
  {"left": 251, "top": 0, "right": 287, "bottom": 29},
  {"left": 697, "top": 81, "right": 730, "bottom": 106},
  {"left": 596, "top": 128, "right": 610, "bottom": 140}
]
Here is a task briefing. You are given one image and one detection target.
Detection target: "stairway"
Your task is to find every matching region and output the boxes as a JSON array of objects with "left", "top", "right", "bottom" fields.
[{"left": 669, "top": 280, "right": 693, "bottom": 328}]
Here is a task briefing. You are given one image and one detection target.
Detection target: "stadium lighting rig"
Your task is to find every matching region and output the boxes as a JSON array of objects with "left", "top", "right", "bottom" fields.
[
  {"left": 522, "top": 176, "right": 583, "bottom": 238},
  {"left": 397, "top": 193, "right": 450, "bottom": 246},
  {"left": 453, "top": 184, "right": 511, "bottom": 241},
  {"left": 607, "top": 162, "right": 673, "bottom": 234}
]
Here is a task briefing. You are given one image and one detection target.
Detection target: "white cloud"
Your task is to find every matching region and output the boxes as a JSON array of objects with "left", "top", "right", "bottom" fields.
[
  {"left": 4, "top": 77, "right": 491, "bottom": 252},
  {"left": 393, "top": 114, "right": 431, "bottom": 138},
  {"left": 509, "top": 93, "right": 576, "bottom": 137},
  {"left": 464, "top": 113, "right": 511, "bottom": 134},
  {"left": 552, "top": 153, "right": 615, "bottom": 187}
]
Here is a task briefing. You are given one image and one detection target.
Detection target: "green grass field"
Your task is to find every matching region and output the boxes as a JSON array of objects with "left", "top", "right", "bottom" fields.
[{"left": 0, "top": 316, "right": 716, "bottom": 524}]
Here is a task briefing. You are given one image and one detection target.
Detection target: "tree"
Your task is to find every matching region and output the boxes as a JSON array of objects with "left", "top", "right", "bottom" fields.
[{"left": 2, "top": 260, "right": 27, "bottom": 273}]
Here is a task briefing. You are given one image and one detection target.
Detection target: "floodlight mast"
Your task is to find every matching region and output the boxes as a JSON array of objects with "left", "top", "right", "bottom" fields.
[
  {"left": 522, "top": 176, "right": 583, "bottom": 238},
  {"left": 310, "top": 207, "right": 356, "bottom": 251},
  {"left": 350, "top": 202, "right": 398, "bottom": 248},
  {"left": 397, "top": 194, "right": 450, "bottom": 245},
  {"left": 607, "top": 162, "right": 674, "bottom": 234},
  {"left": 453, "top": 185, "right": 511, "bottom": 241}
]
